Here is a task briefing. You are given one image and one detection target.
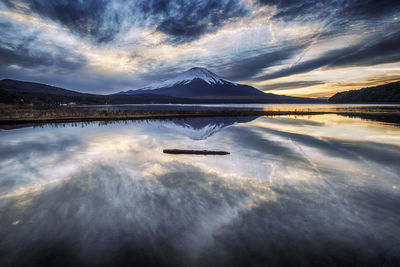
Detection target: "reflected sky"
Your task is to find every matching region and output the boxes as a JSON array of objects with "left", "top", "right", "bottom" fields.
[{"left": 0, "top": 115, "right": 400, "bottom": 266}]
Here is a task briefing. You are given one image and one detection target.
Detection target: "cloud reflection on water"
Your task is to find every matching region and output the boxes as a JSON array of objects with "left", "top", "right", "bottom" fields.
[{"left": 0, "top": 115, "right": 400, "bottom": 266}]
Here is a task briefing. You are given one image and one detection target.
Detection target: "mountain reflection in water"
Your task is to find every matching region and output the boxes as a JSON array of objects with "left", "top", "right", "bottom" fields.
[{"left": 0, "top": 114, "right": 400, "bottom": 267}]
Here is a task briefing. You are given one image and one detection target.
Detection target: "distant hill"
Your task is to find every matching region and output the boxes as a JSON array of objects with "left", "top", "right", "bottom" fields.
[
  {"left": 0, "top": 77, "right": 324, "bottom": 105},
  {"left": 329, "top": 81, "right": 400, "bottom": 103},
  {"left": 0, "top": 79, "right": 86, "bottom": 96},
  {"left": 0, "top": 79, "right": 186, "bottom": 105}
]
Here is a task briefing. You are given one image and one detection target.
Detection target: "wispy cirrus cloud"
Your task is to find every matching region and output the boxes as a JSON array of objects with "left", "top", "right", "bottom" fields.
[{"left": 254, "top": 28, "right": 400, "bottom": 82}]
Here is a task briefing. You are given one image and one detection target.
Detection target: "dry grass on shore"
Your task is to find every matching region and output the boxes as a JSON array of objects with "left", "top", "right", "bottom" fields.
[
  {"left": 1, "top": 104, "right": 399, "bottom": 126},
  {"left": 0, "top": 104, "right": 151, "bottom": 120},
  {"left": 0, "top": 104, "right": 327, "bottom": 124}
]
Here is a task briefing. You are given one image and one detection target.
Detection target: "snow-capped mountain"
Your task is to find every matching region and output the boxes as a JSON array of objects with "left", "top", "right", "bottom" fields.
[
  {"left": 117, "top": 67, "right": 267, "bottom": 98},
  {"left": 142, "top": 67, "right": 237, "bottom": 90}
]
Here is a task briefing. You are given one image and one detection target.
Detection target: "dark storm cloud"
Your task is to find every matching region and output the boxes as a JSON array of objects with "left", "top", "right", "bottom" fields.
[
  {"left": 0, "top": 45, "right": 86, "bottom": 73},
  {"left": 0, "top": 21, "right": 12, "bottom": 29},
  {"left": 157, "top": 19, "right": 207, "bottom": 41},
  {"left": 256, "top": 0, "right": 332, "bottom": 21},
  {"left": 255, "top": 29, "right": 400, "bottom": 81},
  {"left": 155, "top": 0, "right": 249, "bottom": 44},
  {"left": 218, "top": 43, "right": 310, "bottom": 81},
  {"left": 0, "top": 22, "right": 87, "bottom": 74},
  {"left": 339, "top": 0, "right": 400, "bottom": 20},
  {"left": 3, "top": 0, "right": 119, "bottom": 44},
  {"left": 256, "top": 0, "right": 400, "bottom": 22},
  {"left": 3, "top": 0, "right": 249, "bottom": 44}
]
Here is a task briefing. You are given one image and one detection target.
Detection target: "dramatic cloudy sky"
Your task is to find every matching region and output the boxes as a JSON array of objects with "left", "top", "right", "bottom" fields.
[{"left": 0, "top": 0, "right": 399, "bottom": 97}]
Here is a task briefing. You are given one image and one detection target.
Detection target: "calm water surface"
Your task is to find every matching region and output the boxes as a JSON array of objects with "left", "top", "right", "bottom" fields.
[{"left": 1, "top": 114, "right": 400, "bottom": 266}]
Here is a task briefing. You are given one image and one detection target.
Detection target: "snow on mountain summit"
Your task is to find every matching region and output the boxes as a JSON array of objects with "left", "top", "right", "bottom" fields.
[
  {"left": 116, "top": 67, "right": 269, "bottom": 98},
  {"left": 142, "top": 67, "right": 237, "bottom": 90}
]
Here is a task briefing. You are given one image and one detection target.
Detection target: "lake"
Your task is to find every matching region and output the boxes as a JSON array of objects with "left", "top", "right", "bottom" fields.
[{"left": 1, "top": 108, "right": 400, "bottom": 266}]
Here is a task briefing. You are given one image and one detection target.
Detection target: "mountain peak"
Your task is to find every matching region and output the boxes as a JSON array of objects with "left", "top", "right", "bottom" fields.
[
  {"left": 187, "top": 67, "right": 212, "bottom": 73},
  {"left": 186, "top": 67, "right": 220, "bottom": 78},
  {"left": 141, "top": 67, "right": 237, "bottom": 90}
]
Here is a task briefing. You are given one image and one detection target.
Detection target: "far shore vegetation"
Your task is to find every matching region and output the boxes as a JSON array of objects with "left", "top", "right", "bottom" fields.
[{"left": 1, "top": 104, "right": 400, "bottom": 127}]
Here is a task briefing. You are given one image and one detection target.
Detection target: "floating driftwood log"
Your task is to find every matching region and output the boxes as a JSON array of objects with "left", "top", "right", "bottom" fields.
[{"left": 163, "top": 149, "right": 230, "bottom": 155}]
